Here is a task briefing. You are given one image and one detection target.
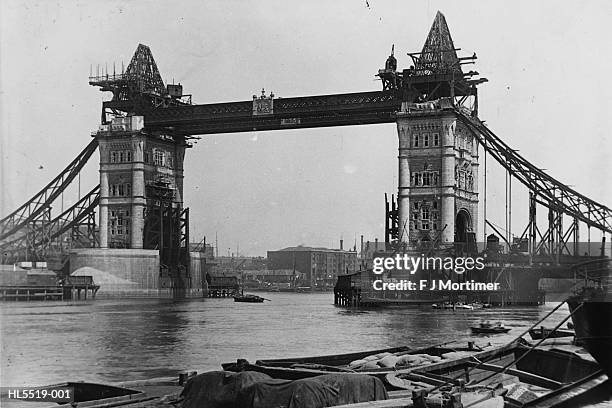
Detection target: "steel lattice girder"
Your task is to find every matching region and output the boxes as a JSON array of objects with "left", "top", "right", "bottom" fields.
[
  {"left": 0, "top": 185, "right": 100, "bottom": 257},
  {"left": 0, "top": 139, "right": 99, "bottom": 241},
  {"left": 140, "top": 90, "right": 401, "bottom": 136},
  {"left": 455, "top": 109, "right": 612, "bottom": 234}
]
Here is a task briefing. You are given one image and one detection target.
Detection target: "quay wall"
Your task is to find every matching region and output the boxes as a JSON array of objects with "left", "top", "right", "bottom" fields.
[{"left": 69, "top": 248, "right": 206, "bottom": 298}]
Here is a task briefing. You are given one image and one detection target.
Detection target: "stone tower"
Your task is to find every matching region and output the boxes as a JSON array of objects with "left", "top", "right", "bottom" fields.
[
  {"left": 390, "top": 11, "right": 486, "bottom": 248},
  {"left": 396, "top": 108, "right": 479, "bottom": 245},
  {"left": 96, "top": 115, "right": 187, "bottom": 250},
  {"left": 87, "top": 44, "right": 197, "bottom": 297}
]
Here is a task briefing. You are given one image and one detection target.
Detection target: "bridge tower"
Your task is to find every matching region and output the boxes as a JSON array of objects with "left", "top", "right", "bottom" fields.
[
  {"left": 95, "top": 116, "right": 188, "bottom": 251},
  {"left": 392, "top": 12, "right": 487, "bottom": 249},
  {"left": 90, "top": 44, "right": 194, "bottom": 294}
]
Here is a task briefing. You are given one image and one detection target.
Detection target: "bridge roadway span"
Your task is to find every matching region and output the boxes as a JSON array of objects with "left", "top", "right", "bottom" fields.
[{"left": 137, "top": 90, "right": 402, "bottom": 136}]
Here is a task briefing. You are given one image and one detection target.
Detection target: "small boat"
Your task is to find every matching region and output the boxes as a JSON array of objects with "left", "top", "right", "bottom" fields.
[
  {"left": 0, "top": 373, "right": 192, "bottom": 408},
  {"left": 528, "top": 326, "right": 575, "bottom": 340},
  {"left": 471, "top": 301, "right": 492, "bottom": 309},
  {"left": 223, "top": 344, "right": 410, "bottom": 372},
  {"left": 385, "top": 340, "right": 607, "bottom": 407},
  {"left": 455, "top": 302, "right": 474, "bottom": 310},
  {"left": 0, "top": 381, "right": 146, "bottom": 405},
  {"left": 432, "top": 302, "right": 481, "bottom": 310},
  {"left": 233, "top": 294, "right": 265, "bottom": 303},
  {"left": 222, "top": 341, "right": 492, "bottom": 382},
  {"left": 471, "top": 321, "right": 511, "bottom": 334},
  {"left": 296, "top": 286, "right": 312, "bottom": 293},
  {"left": 432, "top": 302, "right": 455, "bottom": 309}
]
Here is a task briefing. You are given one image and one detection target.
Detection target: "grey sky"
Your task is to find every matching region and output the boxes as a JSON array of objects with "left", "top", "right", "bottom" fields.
[{"left": 1, "top": 1, "right": 611, "bottom": 256}]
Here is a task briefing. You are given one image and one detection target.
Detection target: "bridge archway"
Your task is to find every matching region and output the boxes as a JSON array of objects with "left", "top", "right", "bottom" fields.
[{"left": 455, "top": 209, "right": 472, "bottom": 243}]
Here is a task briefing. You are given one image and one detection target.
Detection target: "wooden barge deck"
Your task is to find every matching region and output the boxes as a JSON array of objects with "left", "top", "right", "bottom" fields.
[{"left": 3, "top": 338, "right": 606, "bottom": 408}]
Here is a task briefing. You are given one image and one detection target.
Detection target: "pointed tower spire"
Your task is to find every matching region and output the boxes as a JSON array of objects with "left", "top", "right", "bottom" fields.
[
  {"left": 125, "top": 44, "right": 166, "bottom": 95},
  {"left": 417, "top": 11, "right": 462, "bottom": 75}
]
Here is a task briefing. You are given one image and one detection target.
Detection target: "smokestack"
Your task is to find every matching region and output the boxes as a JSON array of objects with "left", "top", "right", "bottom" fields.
[
  {"left": 360, "top": 235, "right": 364, "bottom": 257},
  {"left": 340, "top": 239, "right": 343, "bottom": 250}
]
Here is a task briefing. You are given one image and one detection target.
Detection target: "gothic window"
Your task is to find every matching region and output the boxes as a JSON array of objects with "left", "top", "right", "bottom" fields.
[
  {"left": 110, "top": 150, "right": 132, "bottom": 163},
  {"left": 413, "top": 134, "right": 419, "bottom": 147},
  {"left": 422, "top": 172, "right": 431, "bottom": 186},
  {"left": 433, "top": 223, "right": 438, "bottom": 230},
  {"left": 423, "top": 133, "right": 429, "bottom": 147},
  {"left": 417, "top": 173, "right": 423, "bottom": 186},
  {"left": 153, "top": 149, "right": 165, "bottom": 166},
  {"left": 421, "top": 221, "right": 430, "bottom": 230},
  {"left": 110, "top": 183, "right": 131, "bottom": 197},
  {"left": 414, "top": 171, "right": 438, "bottom": 186},
  {"left": 421, "top": 207, "right": 430, "bottom": 220},
  {"left": 433, "top": 133, "right": 440, "bottom": 146},
  {"left": 413, "top": 202, "right": 419, "bottom": 210},
  {"left": 109, "top": 208, "right": 131, "bottom": 237},
  {"left": 432, "top": 201, "right": 438, "bottom": 210}
]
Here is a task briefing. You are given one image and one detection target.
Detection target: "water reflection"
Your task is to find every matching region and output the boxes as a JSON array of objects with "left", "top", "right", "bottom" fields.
[{"left": 0, "top": 294, "right": 592, "bottom": 388}]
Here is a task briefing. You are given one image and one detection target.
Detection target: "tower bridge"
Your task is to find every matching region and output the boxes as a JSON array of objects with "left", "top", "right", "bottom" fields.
[{"left": 1, "top": 11, "right": 610, "bottom": 300}]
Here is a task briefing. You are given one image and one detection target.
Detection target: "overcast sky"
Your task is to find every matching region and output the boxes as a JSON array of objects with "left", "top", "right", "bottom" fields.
[{"left": 1, "top": 1, "right": 611, "bottom": 256}]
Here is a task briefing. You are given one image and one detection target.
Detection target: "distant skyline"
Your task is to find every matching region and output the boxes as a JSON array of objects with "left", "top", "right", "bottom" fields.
[{"left": 1, "top": 1, "right": 611, "bottom": 256}]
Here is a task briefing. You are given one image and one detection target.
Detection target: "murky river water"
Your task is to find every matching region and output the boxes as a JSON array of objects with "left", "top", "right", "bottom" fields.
[{"left": 1, "top": 293, "right": 610, "bottom": 406}]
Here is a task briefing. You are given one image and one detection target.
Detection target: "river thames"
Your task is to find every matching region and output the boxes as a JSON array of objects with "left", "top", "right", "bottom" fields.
[{"left": 1, "top": 293, "right": 579, "bottom": 386}]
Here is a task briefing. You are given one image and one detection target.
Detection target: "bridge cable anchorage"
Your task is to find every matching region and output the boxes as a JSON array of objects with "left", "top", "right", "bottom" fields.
[
  {"left": 0, "top": 185, "right": 100, "bottom": 261},
  {"left": 0, "top": 138, "right": 99, "bottom": 242},
  {"left": 454, "top": 109, "right": 612, "bottom": 234}
]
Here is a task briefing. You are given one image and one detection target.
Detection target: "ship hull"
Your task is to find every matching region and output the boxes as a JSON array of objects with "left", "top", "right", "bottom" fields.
[{"left": 567, "top": 294, "right": 612, "bottom": 378}]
